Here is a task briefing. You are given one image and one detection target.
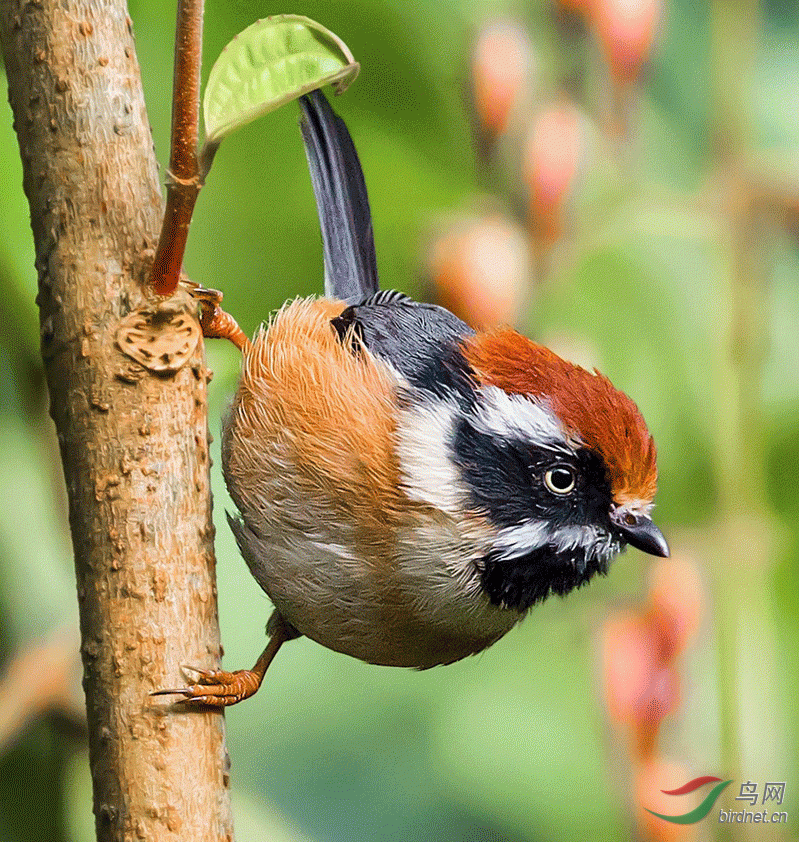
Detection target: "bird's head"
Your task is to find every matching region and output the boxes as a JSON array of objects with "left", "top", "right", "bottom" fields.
[
  {"left": 396, "top": 327, "right": 668, "bottom": 612},
  {"left": 462, "top": 328, "right": 667, "bottom": 610}
]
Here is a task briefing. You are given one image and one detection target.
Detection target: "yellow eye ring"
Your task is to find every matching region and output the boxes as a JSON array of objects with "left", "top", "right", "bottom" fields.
[{"left": 544, "top": 466, "right": 576, "bottom": 495}]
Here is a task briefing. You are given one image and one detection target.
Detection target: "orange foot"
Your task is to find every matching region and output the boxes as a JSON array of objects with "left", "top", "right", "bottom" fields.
[
  {"left": 192, "top": 286, "right": 250, "bottom": 352},
  {"left": 153, "top": 665, "right": 263, "bottom": 707},
  {"left": 152, "top": 620, "right": 290, "bottom": 708}
]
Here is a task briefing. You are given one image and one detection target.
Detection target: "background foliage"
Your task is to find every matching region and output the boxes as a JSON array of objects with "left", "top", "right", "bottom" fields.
[{"left": 1, "top": 0, "right": 797, "bottom": 839}]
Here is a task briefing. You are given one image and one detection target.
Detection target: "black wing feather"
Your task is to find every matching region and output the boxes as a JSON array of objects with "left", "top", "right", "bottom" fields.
[
  {"left": 299, "top": 90, "right": 379, "bottom": 303},
  {"left": 333, "top": 291, "right": 476, "bottom": 402}
]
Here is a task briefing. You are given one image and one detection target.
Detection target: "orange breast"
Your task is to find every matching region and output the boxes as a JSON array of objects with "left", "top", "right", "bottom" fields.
[{"left": 223, "top": 297, "right": 405, "bottom": 546}]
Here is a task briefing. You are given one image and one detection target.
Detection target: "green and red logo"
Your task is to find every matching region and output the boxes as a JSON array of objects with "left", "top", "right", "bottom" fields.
[{"left": 646, "top": 776, "right": 733, "bottom": 825}]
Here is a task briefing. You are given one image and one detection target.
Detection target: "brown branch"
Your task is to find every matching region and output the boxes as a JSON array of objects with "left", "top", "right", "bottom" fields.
[
  {"left": 0, "top": 1, "right": 234, "bottom": 840},
  {"left": 150, "top": 0, "right": 204, "bottom": 296}
]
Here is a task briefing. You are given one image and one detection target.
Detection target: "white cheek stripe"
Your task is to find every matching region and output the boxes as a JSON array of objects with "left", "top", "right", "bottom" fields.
[
  {"left": 493, "top": 520, "right": 616, "bottom": 560},
  {"left": 471, "top": 387, "right": 572, "bottom": 452},
  {"left": 396, "top": 399, "right": 466, "bottom": 515},
  {"left": 492, "top": 519, "right": 550, "bottom": 556}
]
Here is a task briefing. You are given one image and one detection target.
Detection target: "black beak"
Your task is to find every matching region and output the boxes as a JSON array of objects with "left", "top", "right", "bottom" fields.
[{"left": 611, "top": 509, "right": 670, "bottom": 558}]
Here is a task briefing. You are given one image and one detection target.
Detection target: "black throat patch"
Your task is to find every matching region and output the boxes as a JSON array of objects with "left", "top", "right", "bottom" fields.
[
  {"left": 453, "top": 403, "right": 621, "bottom": 611},
  {"left": 479, "top": 546, "right": 611, "bottom": 611}
]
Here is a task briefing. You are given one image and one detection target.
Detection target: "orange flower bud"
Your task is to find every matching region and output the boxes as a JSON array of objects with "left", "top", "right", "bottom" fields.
[
  {"left": 472, "top": 21, "right": 534, "bottom": 136},
  {"left": 523, "top": 103, "right": 583, "bottom": 241},
  {"left": 429, "top": 215, "right": 530, "bottom": 327},
  {"left": 636, "top": 759, "right": 700, "bottom": 842},
  {"left": 591, "top": 0, "right": 662, "bottom": 82}
]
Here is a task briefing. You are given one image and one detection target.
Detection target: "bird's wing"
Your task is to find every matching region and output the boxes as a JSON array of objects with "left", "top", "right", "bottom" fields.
[
  {"left": 299, "top": 89, "right": 379, "bottom": 303},
  {"left": 332, "top": 290, "right": 476, "bottom": 401}
]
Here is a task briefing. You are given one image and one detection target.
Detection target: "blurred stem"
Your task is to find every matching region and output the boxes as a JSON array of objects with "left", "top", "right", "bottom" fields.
[
  {"left": 709, "top": 2, "right": 769, "bottom": 838},
  {"left": 710, "top": 0, "right": 758, "bottom": 161}
]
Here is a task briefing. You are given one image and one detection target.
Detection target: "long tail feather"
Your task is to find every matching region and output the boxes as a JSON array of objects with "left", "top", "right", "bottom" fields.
[{"left": 298, "top": 89, "right": 379, "bottom": 303}]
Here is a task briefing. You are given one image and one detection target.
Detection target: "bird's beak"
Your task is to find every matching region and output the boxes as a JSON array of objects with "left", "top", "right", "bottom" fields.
[{"left": 610, "top": 508, "right": 670, "bottom": 558}]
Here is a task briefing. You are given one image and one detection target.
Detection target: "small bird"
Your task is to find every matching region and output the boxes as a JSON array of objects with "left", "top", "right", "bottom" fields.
[{"left": 161, "top": 89, "right": 668, "bottom": 706}]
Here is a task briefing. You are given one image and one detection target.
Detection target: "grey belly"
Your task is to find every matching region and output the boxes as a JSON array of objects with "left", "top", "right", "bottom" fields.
[{"left": 226, "top": 511, "right": 521, "bottom": 668}]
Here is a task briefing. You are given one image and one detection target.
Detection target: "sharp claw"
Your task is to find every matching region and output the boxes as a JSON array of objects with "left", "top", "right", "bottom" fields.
[
  {"left": 152, "top": 664, "right": 262, "bottom": 707},
  {"left": 178, "top": 695, "right": 211, "bottom": 706},
  {"left": 150, "top": 687, "right": 193, "bottom": 697},
  {"left": 151, "top": 685, "right": 231, "bottom": 707},
  {"left": 181, "top": 695, "right": 238, "bottom": 708},
  {"left": 151, "top": 664, "right": 220, "bottom": 699}
]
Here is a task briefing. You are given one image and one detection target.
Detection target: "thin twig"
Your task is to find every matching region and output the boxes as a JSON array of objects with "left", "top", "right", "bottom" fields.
[
  {"left": 0, "top": 627, "right": 82, "bottom": 753},
  {"left": 150, "top": 0, "right": 205, "bottom": 296}
]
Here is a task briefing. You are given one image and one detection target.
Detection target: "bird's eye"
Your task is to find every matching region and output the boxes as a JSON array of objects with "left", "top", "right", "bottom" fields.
[{"left": 544, "top": 466, "right": 576, "bottom": 495}]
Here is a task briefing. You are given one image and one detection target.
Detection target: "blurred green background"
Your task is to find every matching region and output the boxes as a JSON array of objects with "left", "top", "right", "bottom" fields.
[{"left": 1, "top": 0, "right": 798, "bottom": 840}]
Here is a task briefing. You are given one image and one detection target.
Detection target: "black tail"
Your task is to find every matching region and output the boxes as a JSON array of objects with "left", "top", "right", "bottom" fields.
[{"left": 298, "top": 89, "right": 379, "bottom": 303}]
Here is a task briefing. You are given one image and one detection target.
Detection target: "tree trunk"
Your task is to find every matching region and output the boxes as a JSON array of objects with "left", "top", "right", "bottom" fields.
[{"left": 0, "top": 2, "right": 234, "bottom": 840}]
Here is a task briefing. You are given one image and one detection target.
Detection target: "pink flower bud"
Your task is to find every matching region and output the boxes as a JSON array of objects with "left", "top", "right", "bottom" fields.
[
  {"left": 591, "top": 0, "right": 662, "bottom": 82},
  {"left": 429, "top": 215, "right": 530, "bottom": 327},
  {"left": 603, "top": 611, "right": 659, "bottom": 724},
  {"left": 648, "top": 555, "right": 703, "bottom": 660},
  {"left": 523, "top": 103, "right": 583, "bottom": 241},
  {"left": 472, "top": 21, "right": 534, "bottom": 136}
]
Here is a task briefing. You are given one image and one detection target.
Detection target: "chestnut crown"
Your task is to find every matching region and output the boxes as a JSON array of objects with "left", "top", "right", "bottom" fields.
[{"left": 464, "top": 328, "right": 658, "bottom": 507}]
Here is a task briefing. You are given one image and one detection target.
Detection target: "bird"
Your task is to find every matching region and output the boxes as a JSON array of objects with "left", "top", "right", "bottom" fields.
[{"left": 158, "top": 88, "right": 669, "bottom": 706}]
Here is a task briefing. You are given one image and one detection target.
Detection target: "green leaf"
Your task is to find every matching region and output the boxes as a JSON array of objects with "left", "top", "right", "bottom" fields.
[{"left": 203, "top": 14, "right": 359, "bottom": 144}]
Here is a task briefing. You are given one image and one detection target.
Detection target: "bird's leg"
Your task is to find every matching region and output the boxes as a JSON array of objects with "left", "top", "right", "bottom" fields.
[
  {"left": 153, "top": 615, "right": 293, "bottom": 707},
  {"left": 192, "top": 285, "right": 250, "bottom": 352}
]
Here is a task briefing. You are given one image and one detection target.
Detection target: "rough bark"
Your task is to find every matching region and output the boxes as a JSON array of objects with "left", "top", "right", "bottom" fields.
[{"left": 0, "top": 2, "right": 234, "bottom": 840}]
